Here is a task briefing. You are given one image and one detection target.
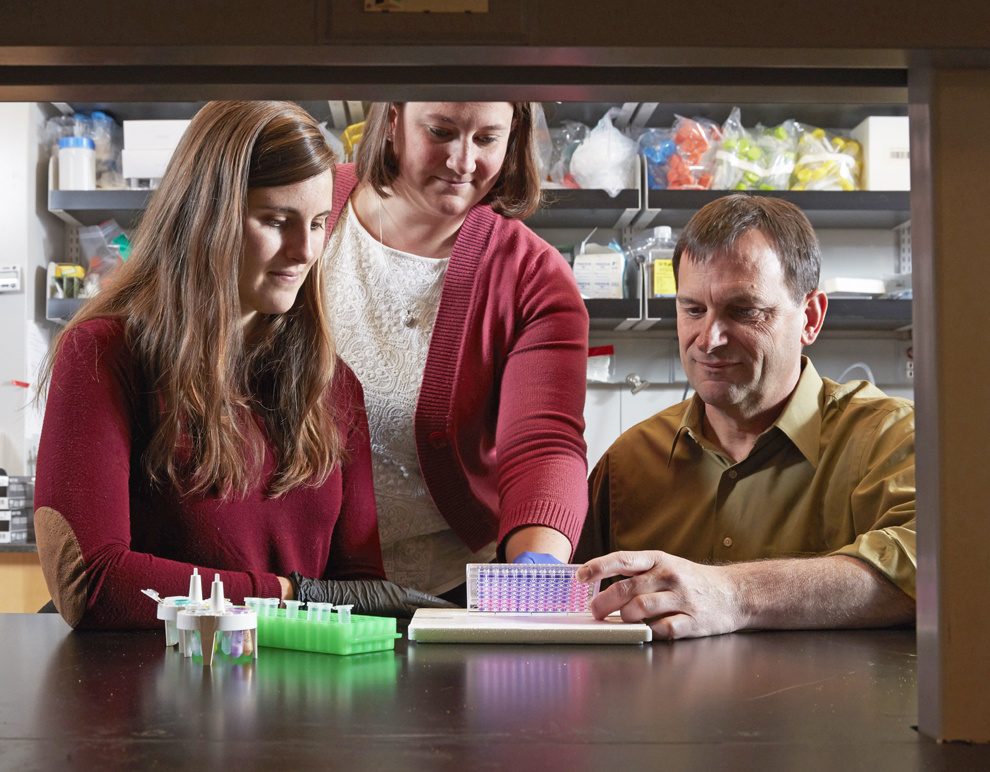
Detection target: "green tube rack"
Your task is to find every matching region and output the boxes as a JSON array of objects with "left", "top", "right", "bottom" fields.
[{"left": 255, "top": 608, "right": 401, "bottom": 656}]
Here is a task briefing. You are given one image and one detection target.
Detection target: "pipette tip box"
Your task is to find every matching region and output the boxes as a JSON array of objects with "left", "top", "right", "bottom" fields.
[{"left": 466, "top": 563, "right": 600, "bottom": 613}]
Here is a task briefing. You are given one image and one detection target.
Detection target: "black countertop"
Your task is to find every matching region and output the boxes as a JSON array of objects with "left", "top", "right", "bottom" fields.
[{"left": 0, "top": 614, "right": 984, "bottom": 771}]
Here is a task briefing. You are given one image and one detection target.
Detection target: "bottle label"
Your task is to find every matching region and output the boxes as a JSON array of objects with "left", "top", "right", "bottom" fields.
[{"left": 652, "top": 258, "right": 677, "bottom": 297}]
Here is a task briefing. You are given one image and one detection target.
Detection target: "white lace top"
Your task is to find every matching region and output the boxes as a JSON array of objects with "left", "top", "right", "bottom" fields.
[{"left": 324, "top": 203, "right": 497, "bottom": 595}]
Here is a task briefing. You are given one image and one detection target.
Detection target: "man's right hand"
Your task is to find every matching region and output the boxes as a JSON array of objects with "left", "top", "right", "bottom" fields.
[
  {"left": 576, "top": 550, "right": 749, "bottom": 640},
  {"left": 578, "top": 549, "right": 916, "bottom": 639}
]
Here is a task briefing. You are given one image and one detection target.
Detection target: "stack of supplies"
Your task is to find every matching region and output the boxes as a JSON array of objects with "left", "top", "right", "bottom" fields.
[{"left": 0, "top": 470, "right": 34, "bottom": 545}]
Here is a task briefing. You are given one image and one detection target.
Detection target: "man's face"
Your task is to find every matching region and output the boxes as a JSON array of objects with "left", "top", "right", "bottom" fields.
[{"left": 676, "top": 230, "right": 814, "bottom": 422}]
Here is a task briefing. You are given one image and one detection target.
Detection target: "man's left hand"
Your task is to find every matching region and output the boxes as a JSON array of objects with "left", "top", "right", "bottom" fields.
[{"left": 576, "top": 550, "right": 746, "bottom": 640}]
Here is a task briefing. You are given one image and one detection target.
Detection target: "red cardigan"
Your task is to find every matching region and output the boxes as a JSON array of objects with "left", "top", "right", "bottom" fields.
[
  {"left": 34, "top": 318, "right": 385, "bottom": 629},
  {"left": 329, "top": 165, "right": 590, "bottom": 553}
]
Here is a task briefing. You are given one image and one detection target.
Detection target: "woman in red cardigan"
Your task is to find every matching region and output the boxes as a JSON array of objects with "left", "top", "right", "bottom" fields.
[
  {"left": 324, "top": 102, "right": 589, "bottom": 602},
  {"left": 35, "top": 101, "right": 449, "bottom": 628}
]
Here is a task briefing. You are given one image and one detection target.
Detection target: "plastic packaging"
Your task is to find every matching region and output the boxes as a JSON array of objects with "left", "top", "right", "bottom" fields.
[
  {"left": 44, "top": 111, "right": 124, "bottom": 190},
  {"left": 714, "top": 110, "right": 800, "bottom": 191},
  {"left": 340, "top": 122, "right": 364, "bottom": 161},
  {"left": 569, "top": 108, "right": 639, "bottom": 197},
  {"left": 317, "top": 122, "right": 346, "bottom": 161},
  {"left": 754, "top": 121, "right": 799, "bottom": 190},
  {"left": 664, "top": 116, "right": 722, "bottom": 190},
  {"left": 548, "top": 120, "right": 590, "bottom": 188},
  {"left": 532, "top": 104, "right": 554, "bottom": 184},
  {"left": 77, "top": 220, "right": 129, "bottom": 297},
  {"left": 58, "top": 137, "right": 96, "bottom": 191},
  {"left": 587, "top": 345, "right": 615, "bottom": 383},
  {"left": 790, "top": 124, "right": 862, "bottom": 191},
  {"left": 638, "top": 129, "right": 677, "bottom": 190}
]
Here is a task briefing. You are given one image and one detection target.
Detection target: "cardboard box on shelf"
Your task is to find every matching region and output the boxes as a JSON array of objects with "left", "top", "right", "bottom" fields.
[{"left": 851, "top": 116, "right": 910, "bottom": 191}]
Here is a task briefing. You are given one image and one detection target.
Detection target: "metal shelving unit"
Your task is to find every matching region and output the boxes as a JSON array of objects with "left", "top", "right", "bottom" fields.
[
  {"left": 641, "top": 190, "right": 910, "bottom": 230},
  {"left": 46, "top": 99, "right": 912, "bottom": 333},
  {"left": 635, "top": 297, "right": 912, "bottom": 336}
]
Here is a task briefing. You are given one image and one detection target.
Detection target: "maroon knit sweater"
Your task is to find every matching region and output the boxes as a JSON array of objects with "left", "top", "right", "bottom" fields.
[
  {"left": 34, "top": 318, "right": 385, "bottom": 629},
  {"left": 329, "top": 165, "right": 590, "bottom": 554}
]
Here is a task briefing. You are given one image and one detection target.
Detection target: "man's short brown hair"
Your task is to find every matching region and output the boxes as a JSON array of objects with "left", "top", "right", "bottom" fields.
[
  {"left": 673, "top": 195, "right": 822, "bottom": 303},
  {"left": 355, "top": 102, "right": 544, "bottom": 220}
]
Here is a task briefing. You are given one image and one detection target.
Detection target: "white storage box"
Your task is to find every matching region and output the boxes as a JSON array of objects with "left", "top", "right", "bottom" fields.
[
  {"left": 572, "top": 244, "right": 625, "bottom": 299},
  {"left": 123, "top": 119, "right": 191, "bottom": 150},
  {"left": 822, "top": 277, "right": 887, "bottom": 297},
  {"left": 122, "top": 148, "right": 174, "bottom": 180},
  {"left": 851, "top": 116, "right": 910, "bottom": 191}
]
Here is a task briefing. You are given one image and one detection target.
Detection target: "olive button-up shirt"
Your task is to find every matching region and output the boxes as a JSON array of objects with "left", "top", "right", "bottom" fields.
[{"left": 578, "top": 358, "right": 917, "bottom": 598}]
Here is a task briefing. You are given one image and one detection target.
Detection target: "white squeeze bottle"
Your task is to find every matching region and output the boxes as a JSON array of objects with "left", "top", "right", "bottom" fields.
[{"left": 646, "top": 226, "right": 678, "bottom": 298}]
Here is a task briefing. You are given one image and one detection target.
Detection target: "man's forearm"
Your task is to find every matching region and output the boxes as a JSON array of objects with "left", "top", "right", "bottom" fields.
[{"left": 728, "top": 554, "right": 915, "bottom": 631}]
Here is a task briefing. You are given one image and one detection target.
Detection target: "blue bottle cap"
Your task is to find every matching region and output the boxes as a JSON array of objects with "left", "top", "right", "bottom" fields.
[{"left": 59, "top": 136, "right": 95, "bottom": 150}]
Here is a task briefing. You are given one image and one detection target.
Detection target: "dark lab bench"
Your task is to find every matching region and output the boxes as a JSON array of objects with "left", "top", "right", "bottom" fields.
[{"left": 0, "top": 614, "right": 985, "bottom": 771}]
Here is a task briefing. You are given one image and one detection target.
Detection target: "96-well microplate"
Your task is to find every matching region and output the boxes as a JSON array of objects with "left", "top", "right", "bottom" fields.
[{"left": 466, "top": 564, "right": 600, "bottom": 613}]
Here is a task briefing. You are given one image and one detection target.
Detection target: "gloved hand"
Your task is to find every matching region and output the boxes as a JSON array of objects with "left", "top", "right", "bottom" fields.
[
  {"left": 512, "top": 552, "right": 566, "bottom": 565},
  {"left": 288, "top": 573, "right": 457, "bottom": 619}
]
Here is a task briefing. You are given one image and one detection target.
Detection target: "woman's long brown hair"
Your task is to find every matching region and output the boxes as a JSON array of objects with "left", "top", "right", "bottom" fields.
[{"left": 40, "top": 101, "right": 344, "bottom": 499}]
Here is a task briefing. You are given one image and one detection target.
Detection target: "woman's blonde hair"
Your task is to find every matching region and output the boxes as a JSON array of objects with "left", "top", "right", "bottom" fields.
[
  {"left": 41, "top": 100, "right": 344, "bottom": 499},
  {"left": 356, "top": 102, "right": 544, "bottom": 220}
]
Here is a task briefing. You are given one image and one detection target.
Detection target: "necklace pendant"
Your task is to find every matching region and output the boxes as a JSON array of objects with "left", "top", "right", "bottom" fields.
[{"left": 402, "top": 311, "right": 416, "bottom": 328}]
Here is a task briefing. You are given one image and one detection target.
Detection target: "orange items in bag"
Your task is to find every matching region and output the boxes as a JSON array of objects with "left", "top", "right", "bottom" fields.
[{"left": 664, "top": 116, "right": 722, "bottom": 190}]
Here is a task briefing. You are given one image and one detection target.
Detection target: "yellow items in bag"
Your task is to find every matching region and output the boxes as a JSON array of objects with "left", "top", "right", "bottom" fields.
[{"left": 341, "top": 122, "right": 365, "bottom": 160}]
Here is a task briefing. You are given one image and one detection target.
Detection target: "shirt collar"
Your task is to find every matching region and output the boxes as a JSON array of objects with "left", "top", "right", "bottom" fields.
[
  {"left": 668, "top": 393, "right": 707, "bottom": 466},
  {"left": 772, "top": 356, "right": 824, "bottom": 467},
  {"left": 667, "top": 356, "right": 824, "bottom": 468}
]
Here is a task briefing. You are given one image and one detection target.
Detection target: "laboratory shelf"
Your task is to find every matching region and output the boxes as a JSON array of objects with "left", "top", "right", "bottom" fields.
[
  {"left": 527, "top": 188, "right": 641, "bottom": 229},
  {"left": 643, "top": 190, "right": 911, "bottom": 229},
  {"left": 636, "top": 297, "right": 912, "bottom": 334},
  {"left": 46, "top": 297, "right": 87, "bottom": 324},
  {"left": 0, "top": 543, "right": 37, "bottom": 553},
  {"left": 48, "top": 188, "right": 910, "bottom": 231},
  {"left": 584, "top": 299, "right": 641, "bottom": 331},
  {"left": 49, "top": 189, "right": 151, "bottom": 228}
]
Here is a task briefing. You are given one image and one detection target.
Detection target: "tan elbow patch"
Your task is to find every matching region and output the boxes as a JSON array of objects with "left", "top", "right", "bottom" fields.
[{"left": 34, "top": 507, "right": 88, "bottom": 628}]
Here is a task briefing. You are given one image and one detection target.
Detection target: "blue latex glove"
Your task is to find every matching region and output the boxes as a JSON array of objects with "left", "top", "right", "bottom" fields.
[{"left": 512, "top": 552, "right": 565, "bottom": 565}]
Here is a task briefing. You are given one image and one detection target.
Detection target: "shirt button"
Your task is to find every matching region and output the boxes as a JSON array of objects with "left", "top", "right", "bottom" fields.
[
  {"left": 728, "top": 470, "right": 738, "bottom": 479},
  {"left": 428, "top": 431, "right": 448, "bottom": 449},
  {"left": 723, "top": 537, "right": 733, "bottom": 548}
]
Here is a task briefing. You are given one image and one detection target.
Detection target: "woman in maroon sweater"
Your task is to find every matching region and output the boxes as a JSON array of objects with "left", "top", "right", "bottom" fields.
[
  {"left": 324, "top": 102, "right": 589, "bottom": 600},
  {"left": 35, "top": 101, "right": 449, "bottom": 629}
]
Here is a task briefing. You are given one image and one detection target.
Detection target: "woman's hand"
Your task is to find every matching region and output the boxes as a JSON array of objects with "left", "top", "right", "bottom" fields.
[
  {"left": 289, "top": 573, "right": 457, "bottom": 618},
  {"left": 512, "top": 552, "right": 565, "bottom": 565},
  {"left": 504, "top": 526, "right": 572, "bottom": 564}
]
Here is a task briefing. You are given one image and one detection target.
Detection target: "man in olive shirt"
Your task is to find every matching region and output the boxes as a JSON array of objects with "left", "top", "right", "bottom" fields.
[{"left": 576, "top": 195, "right": 916, "bottom": 640}]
